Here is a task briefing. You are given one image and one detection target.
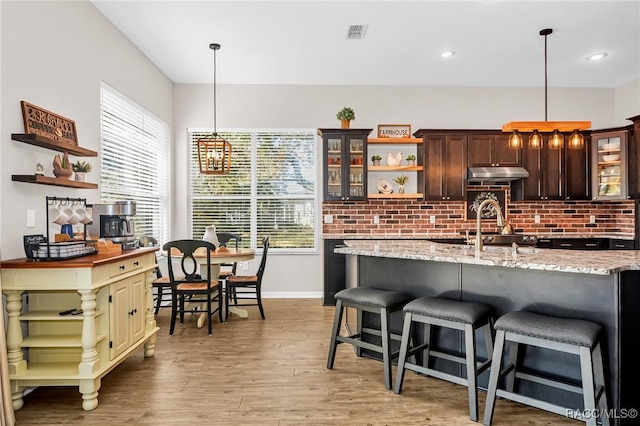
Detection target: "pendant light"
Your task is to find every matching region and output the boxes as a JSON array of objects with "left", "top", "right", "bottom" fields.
[
  {"left": 197, "top": 43, "right": 232, "bottom": 175},
  {"left": 504, "top": 28, "right": 590, "bottom": 150}
]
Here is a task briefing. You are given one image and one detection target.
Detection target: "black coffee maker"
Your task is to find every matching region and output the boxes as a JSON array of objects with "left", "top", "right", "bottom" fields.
[{"left": 86, "top": 201, "right": 136, "bottom": 243}]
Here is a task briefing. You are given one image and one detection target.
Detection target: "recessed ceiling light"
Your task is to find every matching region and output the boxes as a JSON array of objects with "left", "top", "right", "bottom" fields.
[
  {"left": 440, "top": 51, "right": 455, "bottom": 58},
  {"left": 587, "top": 53, "right": 608, "bottom": 61}
]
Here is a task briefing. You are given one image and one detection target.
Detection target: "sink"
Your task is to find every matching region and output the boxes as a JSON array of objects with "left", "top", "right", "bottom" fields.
[
  {"left": 461, "top": 232, "right": 538, "bottom": 246},
  {"left": 456, "top": 245, "right": 541, "bottom": 254}
]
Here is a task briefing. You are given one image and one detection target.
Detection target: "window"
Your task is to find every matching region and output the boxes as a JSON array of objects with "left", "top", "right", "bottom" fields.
[
  {"left": 100, "top": 83, "right": 170, "bottom": 245},
  {"left": 189, "top": 129, "right": 317, "bottom": 252}
]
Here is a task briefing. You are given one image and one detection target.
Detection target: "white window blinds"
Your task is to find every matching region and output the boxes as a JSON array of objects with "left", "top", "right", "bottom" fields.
[
  {"left": 100, "top": 83, "right": 170, "bottom": 246},
  {"left": 189, "top": 129, "right": 317, "bottom": 252}
]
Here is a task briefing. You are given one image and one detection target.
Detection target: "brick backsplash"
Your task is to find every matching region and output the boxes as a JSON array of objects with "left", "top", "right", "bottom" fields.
[{"left": 322, "top": 185, "right": 636, "bottom": 236}]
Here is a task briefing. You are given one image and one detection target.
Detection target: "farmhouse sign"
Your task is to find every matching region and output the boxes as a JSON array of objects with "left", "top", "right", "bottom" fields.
[
  {"left": 21, "top": 101, "right": 78, "bottom": 147},
  {"left": 377, "top": 124, "right": 411, "bottom": 138}
]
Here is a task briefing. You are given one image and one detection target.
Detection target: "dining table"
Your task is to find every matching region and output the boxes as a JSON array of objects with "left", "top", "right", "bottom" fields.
[{"left": 169, "top": 246, "right": 255, "bottom": 327}]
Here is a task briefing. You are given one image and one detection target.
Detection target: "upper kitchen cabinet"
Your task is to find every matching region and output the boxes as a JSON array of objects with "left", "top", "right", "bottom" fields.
[
  {"left": 625, "top": 115, "right": 640, "bottom": 198},
  {"left": 319, "top": 128, "right": 371, "bottom": 202},
  {"left": 591, "top": 127, "right": 631, "bottom": 200},
  {"left": 415, "top": 130, "right": 467, "bottom": 201},
  {"left": 513, "top": 131, "right": 589, "bottom": 201},
  {"left": 467, "top": 132, "right": 520, "bottom": 167}
]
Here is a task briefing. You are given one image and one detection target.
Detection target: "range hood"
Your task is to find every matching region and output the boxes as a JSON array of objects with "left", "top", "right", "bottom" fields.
[{"left": 467, "top": 167, "right": 529, "bottom": 182}]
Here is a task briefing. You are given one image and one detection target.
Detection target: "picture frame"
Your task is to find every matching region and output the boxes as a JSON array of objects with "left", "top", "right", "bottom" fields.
[
  {"left": 377, "top": 124, "right": 411, "bottom": 139},
  {"left": 466, "top": 189, "right": 507, "bottom": 221}
]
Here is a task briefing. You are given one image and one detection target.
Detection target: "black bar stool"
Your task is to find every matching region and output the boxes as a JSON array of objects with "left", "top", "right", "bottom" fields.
[
  {"left": 393, "top": 296, "right": 494, "bottom": 421},
  {"left": 483, "top": 311, "right": 609, "bottom": 426},
  {"left": 327, "top": 287, "right": 412, "bottom": 390}
]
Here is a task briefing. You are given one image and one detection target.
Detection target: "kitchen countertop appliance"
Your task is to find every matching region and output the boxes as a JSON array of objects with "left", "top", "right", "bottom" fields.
[{"left": 87, "top": 201, "right": 137, "bottom": 247}]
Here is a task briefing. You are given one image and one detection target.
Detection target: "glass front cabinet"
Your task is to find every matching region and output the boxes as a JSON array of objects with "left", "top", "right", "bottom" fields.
[
  {"left": 591, "top": 130, "right": 628, "bottom": 200},
  {"left": 319, "top": 128, "right": 371, "bottom": 202}
]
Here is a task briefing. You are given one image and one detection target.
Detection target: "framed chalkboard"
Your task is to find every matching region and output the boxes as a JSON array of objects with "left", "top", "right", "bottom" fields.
[{"left": 23, "top": 234, "right": 47, "bottom": 259}]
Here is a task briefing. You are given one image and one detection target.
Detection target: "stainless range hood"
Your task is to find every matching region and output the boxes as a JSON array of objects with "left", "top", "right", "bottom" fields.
[{"left": 467, "top": 166, "right": 529, "bottom": 182}]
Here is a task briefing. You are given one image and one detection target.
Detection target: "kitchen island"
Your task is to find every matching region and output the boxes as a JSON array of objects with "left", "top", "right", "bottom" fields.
[
  {"left": 1, "top": 248, "right": 160, "bottom": 411},
  {"left": 335, "top": 240, "right": 640, "bottom": 426}
]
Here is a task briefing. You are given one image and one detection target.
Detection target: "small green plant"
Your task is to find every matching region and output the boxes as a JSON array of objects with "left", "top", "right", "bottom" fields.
[
  {"left": 371, "top": 154, "right": 382, "bottom": 161},
  {"left": 406, "top": 154, "right": 416, "bottom": 161},
  {"left": 72, "top": 161, "right": 92, "bottom": 173},
  {"left": 336, "top": 106, "right": 355, "bottom": 121},
  {"left": 393, "top": 175, "right": 409, "bottom": 185}
]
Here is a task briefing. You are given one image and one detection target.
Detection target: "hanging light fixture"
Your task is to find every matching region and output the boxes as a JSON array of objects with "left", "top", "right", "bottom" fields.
[
  {"left": 504, "top": 28, "right": 590, "bottom": 150},
  {"left": 197, "top": 43, "right": 232, "bottom": 174}
]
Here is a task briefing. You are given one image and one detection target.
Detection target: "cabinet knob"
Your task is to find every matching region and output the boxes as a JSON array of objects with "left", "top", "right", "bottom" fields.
[
  {"left": 129, "top": 308, "right": 137, "bottom": 316},
  {"left": 119, "top": 265, "right": 125, "bottom": 271},
  {"left": 134, "top": 261, "right": 139, "bottom": 266}
]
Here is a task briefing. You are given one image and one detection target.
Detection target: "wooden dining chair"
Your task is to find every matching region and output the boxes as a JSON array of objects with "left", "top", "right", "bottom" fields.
[
  {"left": 225, "top": 236, "right": 269, "bottom": 320},
  {"left": 139, "top": 235, "right": 172, "bottom": 315},
  {"left": 163, "top": 239, "right": 223, "bottom": 335},
  {"left": 216, "top": 232, "right": 242, "bottom": 283}
]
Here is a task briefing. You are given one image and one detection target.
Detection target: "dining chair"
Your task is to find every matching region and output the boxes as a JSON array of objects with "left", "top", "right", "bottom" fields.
[
  {"left": 225, "top": 236, "right": 269, "bottom": 320},
  {"left": 139, "top": 235, "right": 172, "bottom": 315},
  {"left": 216, "top": 232, "right": 242, "bottom": 283},
  {"left": 163, "top": 239, "right": 223, "bottom": 335}
]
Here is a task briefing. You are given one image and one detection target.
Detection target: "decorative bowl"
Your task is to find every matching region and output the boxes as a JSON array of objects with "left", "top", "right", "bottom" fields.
[{"left": 602, "top": 154, "right": 620, "bottom": 162}]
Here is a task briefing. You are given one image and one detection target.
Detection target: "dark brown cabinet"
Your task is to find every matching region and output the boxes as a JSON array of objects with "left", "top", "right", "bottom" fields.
[
  {"left": 467, "top": 133, "right": 520, "bottom": 167},
  {"left": 514, "top": 132, "right": 589, "bottom": 200},
  {"left": 591, "top": 127, "right": 632, "bottom": 200},
  {"left": 416, "top": 131, "right": 467, "bottom": 201},
  {"left": 624, "top": 116, "right": 640, "bottom": 198},
  {"left": 319, "top": 128, "right": 371, "bottom": 202}
]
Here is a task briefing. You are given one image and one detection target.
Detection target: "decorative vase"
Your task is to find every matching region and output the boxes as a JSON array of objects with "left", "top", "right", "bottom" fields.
[
  {"left": 407, "top": 160, "right": 415, "bottom": 166},
  {"left": 372, "top": 159, "right": 381, "bottom": 166},
  {"left": 340, "top": 119, "right": 350, "bottom": 129},
  {"left": 202, "top": 224, "right": 220, "bottom": 247},
  {"left": 398, "top": 185, "right": 405, "bottom": 194},
  {"left": 75, "top": 172, "right": 86, "bottom": 182}
]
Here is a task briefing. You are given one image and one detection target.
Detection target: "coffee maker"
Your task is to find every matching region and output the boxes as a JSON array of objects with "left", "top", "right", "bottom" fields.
[{"left": 87, "top": 201, "right": 137, "bottom": 247}]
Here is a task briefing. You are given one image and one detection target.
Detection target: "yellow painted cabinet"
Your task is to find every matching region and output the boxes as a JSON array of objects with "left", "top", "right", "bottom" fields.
[
  {"left": 109, "top": 273, "right": 145, "bottom": 359},
  {"left": 1, "top": 249, "right": 159, "bottom": 411}
]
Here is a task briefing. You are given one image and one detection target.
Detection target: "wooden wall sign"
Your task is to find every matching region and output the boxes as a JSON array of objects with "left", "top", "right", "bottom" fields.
[
  {"left": 21, "top": 101, "right": 78, "bottom": 147},
  {"left": 377, "top": 124, "right": 411, "bottom": 138}
]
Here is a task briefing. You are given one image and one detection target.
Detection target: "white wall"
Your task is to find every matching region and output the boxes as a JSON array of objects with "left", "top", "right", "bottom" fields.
[
  {"left": 0, "top": 1, "right": 173, "bottom": 260},
  {"left": 615, "top": 79, "right": 640, "bottom": 124}
]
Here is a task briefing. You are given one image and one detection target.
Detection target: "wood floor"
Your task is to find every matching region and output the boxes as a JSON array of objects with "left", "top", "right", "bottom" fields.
[{"left": 14, "top": 299, "right": 579, "bottom": 425}]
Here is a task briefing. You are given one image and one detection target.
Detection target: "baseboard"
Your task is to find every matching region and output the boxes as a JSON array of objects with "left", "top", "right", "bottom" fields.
[{"left": 261, "top": 292, "right": 323, "bottom": 299}]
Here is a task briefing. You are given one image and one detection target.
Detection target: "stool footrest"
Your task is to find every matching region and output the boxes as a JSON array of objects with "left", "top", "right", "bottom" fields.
[
  {"left": 336, "top": 335, "right": 400, "bottom": 358},
  {"left": 495, "top": 389, "right": 571, "bottom": 418},
  {"left": 403, "top": 361, "right": 470, "bottom": 387},
  {"left": 516, "top": 371, "right": 583, "bottom": 395}
]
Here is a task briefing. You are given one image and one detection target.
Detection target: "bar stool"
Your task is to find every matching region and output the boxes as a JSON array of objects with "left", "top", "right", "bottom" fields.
[
  {"left": 394, "top": 297, "right": 494, "bottom": 421},
  {"left": 327, "top": 287, "right": 412, "bottom": 390},
  {"left": 483, "top": 311, "right": 609, "bottom": 426}
]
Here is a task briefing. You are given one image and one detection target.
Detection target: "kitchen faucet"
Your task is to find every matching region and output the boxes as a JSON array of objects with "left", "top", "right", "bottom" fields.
[{"left": 475, "top": 198, "right": 505, "bottom": 256}]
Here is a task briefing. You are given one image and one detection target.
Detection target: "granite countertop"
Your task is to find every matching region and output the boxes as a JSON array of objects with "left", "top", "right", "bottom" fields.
[
  {"left": 323, "top": 232, "right": 634, "bottom": 241},
  {"left": 335, "top": 239, "right": 640, "bottom": 275}
]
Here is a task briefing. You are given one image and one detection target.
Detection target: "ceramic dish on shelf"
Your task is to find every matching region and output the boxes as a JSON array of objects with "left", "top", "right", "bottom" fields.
[
  {"left": 602, "top": 154, "right": 620, "bottom": 162},
  {"left": 377, "top": 179, "right": 393, "bottom": 194},
  {"left": 601, "top": 142, "right": 620, "bottom": 151}
]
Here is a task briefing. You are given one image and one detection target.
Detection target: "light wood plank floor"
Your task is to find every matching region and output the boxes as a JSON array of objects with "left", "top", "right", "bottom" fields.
[{"left": 15, "top": 299, "right": 579, "bottom": 425}]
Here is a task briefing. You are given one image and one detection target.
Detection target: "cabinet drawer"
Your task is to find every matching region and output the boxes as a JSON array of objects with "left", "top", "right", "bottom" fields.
[
  {"left": 609, "top": 239, "right": 635, "bottom": 250},
  {"left": 109, "top": 258, "right": 143, "bottom": 278}
]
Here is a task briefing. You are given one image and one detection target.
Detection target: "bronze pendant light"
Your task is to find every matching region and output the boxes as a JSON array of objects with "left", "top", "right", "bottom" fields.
[
  {"left": 197, "top": 43, "right": 232, "bottom": 174},
  {"left": 505, "top": 28, "right": 590, "bottom": 150}
]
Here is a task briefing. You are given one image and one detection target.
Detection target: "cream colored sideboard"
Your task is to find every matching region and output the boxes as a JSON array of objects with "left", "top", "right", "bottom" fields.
[{"left": 1, "top": 248, "right": 160, "bottom": 411}]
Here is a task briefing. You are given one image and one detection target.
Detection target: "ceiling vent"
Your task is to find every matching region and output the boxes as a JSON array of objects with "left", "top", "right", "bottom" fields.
[{"left": 345, "top": 24, "right": 368, "bottom": 40}]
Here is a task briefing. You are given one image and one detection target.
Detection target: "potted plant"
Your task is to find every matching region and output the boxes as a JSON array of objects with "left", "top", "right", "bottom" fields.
[
  {"left": 406, "top": 154, "right": 416, "bottom": 166},
  {"left": 72, "top": 160, "right": 92, "bottom": 182},
  {"left": 371, "top": 154, "right": 382, "bottom": 166},
  {"left": 393, "top": 175, "right": 409, "bottom": 194},
  {"left": 336, "top": 106, "right": 355, "bottom": 129}
]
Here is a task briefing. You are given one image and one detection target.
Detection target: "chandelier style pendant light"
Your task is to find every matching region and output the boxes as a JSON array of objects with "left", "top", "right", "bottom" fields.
[
  {"left": 197, "top": 43, "right": 232, "bottom": 175},
  {"left": 504, "top": 28, "right": 590, "bottom": 150}
]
